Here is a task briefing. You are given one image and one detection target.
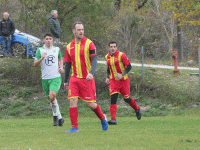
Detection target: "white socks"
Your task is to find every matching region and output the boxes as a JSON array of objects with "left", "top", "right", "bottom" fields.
[{"left": 50, "top": 99, "right": 62, "bottom": 120}]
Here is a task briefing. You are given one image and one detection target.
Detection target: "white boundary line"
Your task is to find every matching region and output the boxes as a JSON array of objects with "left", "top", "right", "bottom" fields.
[{"left": 97, "top": 61, "right": 199, "bottom": 71}]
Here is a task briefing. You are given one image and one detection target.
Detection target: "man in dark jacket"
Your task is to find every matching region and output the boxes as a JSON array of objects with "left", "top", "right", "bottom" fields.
[
  {"left": 48, "top": 10, "right": 62, "bottom": 46},
  {"left": 0, "top": 12, "right": 15, "bottom": 55}
]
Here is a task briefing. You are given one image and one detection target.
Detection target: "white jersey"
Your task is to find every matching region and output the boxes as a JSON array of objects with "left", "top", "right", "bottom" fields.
[{"left": 35, "top": 45, "right": 62, "bottom": 79}]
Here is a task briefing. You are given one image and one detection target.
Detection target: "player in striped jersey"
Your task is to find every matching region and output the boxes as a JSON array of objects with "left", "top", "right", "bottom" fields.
[
  {"left": 105, "top": 41, "right": 142, "bottom": 125},
  {"left": 64, "top": 22, "right": 108, "bottom": 133}
]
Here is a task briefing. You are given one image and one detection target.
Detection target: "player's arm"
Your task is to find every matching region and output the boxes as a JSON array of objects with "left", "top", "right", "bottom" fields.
[
  {"left": 122, "top": 63, "right": 132, "bottom": 76},
  {"left": 89, "top": 54, "right": 97, "bottom": 75},
  {"left": 34, "top": 52, "right": 47, "bottom": 67},
  {"left": 58, "top": 57, "right": 64, "bottom": 73},
  {"left": 105, "top": 67, "right": 110, "bottom": 84},
  {"left": 64, "top": 62, "right": 71, "bottom": 90},
  {"left": 86, "top": 49, "right": 97, "bottom": 81}
]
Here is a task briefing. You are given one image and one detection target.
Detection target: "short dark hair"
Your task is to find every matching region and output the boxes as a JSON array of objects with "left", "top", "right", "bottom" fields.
[
  {"left": 73, "top": 22, "right": 83, "bottom": 29},
  {"left": 44, "top": 33, "right": 53, "bottom": 39},
  {"left": 108, "top": 41, "right": 117, "bottom": 47}
]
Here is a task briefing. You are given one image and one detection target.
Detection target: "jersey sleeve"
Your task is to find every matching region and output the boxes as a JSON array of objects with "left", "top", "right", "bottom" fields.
[
  {"left": 58, "top": 48, "right": 62, "bottom": 59},
  {"left": 89, "top": 41, "right": 97, "bottom": 57},
  {"left": 64, "top": 47, "right": 71, "bottom": 63},
  {"left": 35, "top": 48, "right": 41, "bottom": 60},
  {"left": 121, "top": 53, "right": 130, "bottom": 66}
]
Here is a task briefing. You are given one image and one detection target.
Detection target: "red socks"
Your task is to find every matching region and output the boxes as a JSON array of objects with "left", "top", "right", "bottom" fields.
[
  {"left": 69, "top": 107, "right": 78, "bottom": 129},
  {"left": 110, "top": 104, "right": 117, "bottom": 120},
  {"left": 130, "top": 98, "right": 139, "bottom": 111},
  {"left": 92, "top": 104, "right": 105, "bottom": 120}
]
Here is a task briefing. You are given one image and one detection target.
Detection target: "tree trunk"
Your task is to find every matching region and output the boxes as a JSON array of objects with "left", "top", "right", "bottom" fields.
[{"left": 177, "top": 19, "right": 182, "bottom": 62}]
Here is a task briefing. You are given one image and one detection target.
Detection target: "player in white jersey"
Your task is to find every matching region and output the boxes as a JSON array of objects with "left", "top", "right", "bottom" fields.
[{"left": 34, "top": 33, "right": 64, "bottom": 126}]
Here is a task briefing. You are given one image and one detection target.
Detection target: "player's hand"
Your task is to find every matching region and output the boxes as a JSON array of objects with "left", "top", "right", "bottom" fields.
[
  {"left": 59, "top": 67, "right": 64, "bottom": 73},
  {"left": 42, "top": 53, "right": 47, "bottom": 59},
  {"left": 86, "top": 73, "right": 93, "bottom": 81},
  {"left": 116, "top": 73, "right": 123, "bottom": 80},
  {"left": 105, "top": 78, "right": 110, "bottom": 84},
  {"left": 64, "top": 82, "right": 69, "bottom": 90}
]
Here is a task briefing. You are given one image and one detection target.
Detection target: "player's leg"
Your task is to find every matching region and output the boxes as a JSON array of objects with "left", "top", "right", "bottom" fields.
[
  {"left": 65, "top": 97, "right": 79, "bottom": 133},
  {"left": 86, "top": 102, "right": 108, "bottom": 131},
  {"left": 108, "top": 93, "right": 118, "bottom": 125},
  {"left": 121, "top": 79, "right": 141, "bottom": 120},
  {"left": 65, "top": 77, "right": 79, "bottom": 133},
  {"left": 108, "top": 80, "right": 120, "bottom": 125},
  {"left": 49, "top": 77, "right": 64, "bottom": 126},
  {"left": 81, "top": 79, "right": 108, "bottom": 131}
]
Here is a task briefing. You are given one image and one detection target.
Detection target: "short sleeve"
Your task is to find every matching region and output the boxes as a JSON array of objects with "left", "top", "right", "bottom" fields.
[
  {"left": 121, "top": 53, "right": 130, "bottom": 66},
  {"left": 89, "top": 42, "right": 96, "bottom": 57},
  {"left": 35, "top": 48, "right": 41, "bottom": 60},
  {"left": 58, "top": 49, "right": 62, "bottom": 59},
  {"left": 64, "top": 47, "right": 71, "bottom": 63}
]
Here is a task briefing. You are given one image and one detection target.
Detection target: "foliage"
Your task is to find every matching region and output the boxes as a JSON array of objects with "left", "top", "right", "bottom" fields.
[
  {"left": 163, "top": 0, "right": 200, "bottom": 26},
  {"left": 16, "top": 0, "right": 114, "bottom": 42}
]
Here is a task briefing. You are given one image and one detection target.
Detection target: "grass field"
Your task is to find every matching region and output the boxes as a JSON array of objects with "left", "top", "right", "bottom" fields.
[{"left": 0, "top": 108, "right": 199, "bottom": 150}]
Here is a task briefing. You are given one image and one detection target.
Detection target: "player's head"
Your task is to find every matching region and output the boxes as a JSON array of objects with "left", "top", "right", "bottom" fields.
[
  {"left": 73, "top": 22, "right": 84, "bottom": 40},
  {"left": 51, "top": 10, "right": 58, "bottom": 18},
  {"left": 108, "top": 41, "right": 117, "bottom": 55},
  {"left": 43, "top": 33, "right": 53, "bottom": 48}
]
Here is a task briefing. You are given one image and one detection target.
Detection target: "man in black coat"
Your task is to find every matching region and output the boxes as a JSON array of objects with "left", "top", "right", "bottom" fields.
[{"left": 0, "top": 12, "right": 15, "bottom": 55}]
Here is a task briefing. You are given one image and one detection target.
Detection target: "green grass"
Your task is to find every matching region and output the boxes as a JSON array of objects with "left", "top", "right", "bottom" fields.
[{"left": 0, "top": 108, "right": 199, "bottom": 150}]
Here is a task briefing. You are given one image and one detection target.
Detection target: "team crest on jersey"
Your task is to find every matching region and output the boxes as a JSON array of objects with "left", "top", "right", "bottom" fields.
[{"left": 45, "top": 55, "right": 55, "bottom": 66}]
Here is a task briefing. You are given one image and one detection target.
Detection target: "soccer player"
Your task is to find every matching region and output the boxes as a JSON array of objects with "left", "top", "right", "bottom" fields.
[
  {"left": 105, "top": 41, "right": 142, "bottom": 125},
  {"left": 34, "top": 33, "right": 64, "bottom": 126},
  {"left": 64, "top": 22, "right": 108, "bottom": 133}
]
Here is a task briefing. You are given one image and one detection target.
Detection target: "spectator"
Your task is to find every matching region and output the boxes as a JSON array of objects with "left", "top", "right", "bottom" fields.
[
  {"left": 0, "top": 12, "right": 15, "bottom": 56},
  {"left": 48, "top": 10, "right": 62, "bottom": 46}
]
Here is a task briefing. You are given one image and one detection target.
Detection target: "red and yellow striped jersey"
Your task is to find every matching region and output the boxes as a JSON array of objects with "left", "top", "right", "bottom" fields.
[
  {"left": 64, "top": 36, "right": 96, "bottom": 78},
  {"left": 105, "top": 50, "right": 130, "bottom": 80}
]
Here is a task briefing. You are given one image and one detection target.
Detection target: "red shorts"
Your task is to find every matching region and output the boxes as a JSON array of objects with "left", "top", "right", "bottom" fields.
[
  {"left": 68, "top": 76, "right": 96, "bottom": 102},
  {"left": 109, "top": 78, "right": 130, "bottom": 98}
]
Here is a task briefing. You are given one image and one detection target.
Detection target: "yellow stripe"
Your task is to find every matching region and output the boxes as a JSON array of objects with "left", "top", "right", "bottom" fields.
[
  {"left": 67, "top": 44, "right": 74, "bottom": 77},
  {"left": 85, "top": 39, "right": 91, "bottom": 74},
  {"left": 105, "top": 54, "right": 108, "bottom": 61},
  {"left": 75, "top": 43, "right": 82, "bottom": 78},
  {"left": 118, "top": 52, "right": 128, "bottom": 80},
  {"left": 110, "top": 92, "right": 120, "bottom": 95},
  {"left": 110, "top": 56, "right": 117, "bottom": 80}
]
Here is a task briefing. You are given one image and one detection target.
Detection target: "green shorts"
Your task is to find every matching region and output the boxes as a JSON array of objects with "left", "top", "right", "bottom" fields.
[{"left": 42, "top": 76, "right": 62, "bottom": 98}]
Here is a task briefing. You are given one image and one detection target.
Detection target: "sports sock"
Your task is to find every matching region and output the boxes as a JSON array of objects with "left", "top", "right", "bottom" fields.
[
  {"left": 69, "top": 107, "right": 78, "bottom": 129},
  {"left": 92, "top": 104, "right": 105, "bottom": 120},
  {"left": 129, "top": 98, "right": 139, "bottom": 111},
  {"left": 51, "top": 99, "right": 62, "bottom": 119},
  {"left": 110, "top": 104, "right": 117, "bottom": 120}
]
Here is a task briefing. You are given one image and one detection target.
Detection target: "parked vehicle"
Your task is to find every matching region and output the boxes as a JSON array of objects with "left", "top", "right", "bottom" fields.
[{"left": 0, "top": 29, "right": 41, "bottom": 58}]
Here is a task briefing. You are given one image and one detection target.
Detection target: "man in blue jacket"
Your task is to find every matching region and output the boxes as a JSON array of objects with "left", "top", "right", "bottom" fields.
[
  {"left": 0, "top": 12, "right": 15, "bottom": 56},
  {"left": 48, "top": 10, "right": 62, "bottom": 46}
]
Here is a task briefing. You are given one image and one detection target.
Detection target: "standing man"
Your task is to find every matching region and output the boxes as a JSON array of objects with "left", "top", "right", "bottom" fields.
[
  {"left": 0, "top": 12, "right": 15, "bottom": 56},
  {"left": 64, "top": 22, "right": 108, "bottom": 133},
  {"left": 34, "top": 33, "right": 64, "bottom": 126},
  {"left": 105, "top": 41, "right": 142, "bottom": 125},
  {"left": 48, "top": 10, "right": 62, "bottom": 46}
]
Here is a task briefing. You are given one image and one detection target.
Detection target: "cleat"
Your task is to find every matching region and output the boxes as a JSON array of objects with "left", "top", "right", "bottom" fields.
[
  {"left": 53, "top": 116, "right": 58, "bottom": 126},
  {"left": 65, "top": 127, "right": 79, "bottom": 133},
  {"left": 108, "top": 119, "right": 117, "bottom": 125},
  {"left": 136, "top": 107, "right": 142, "bottom": 120},
  {"left": 58, "top": 118, "right": 65, "bottom": 126},
  {"left": 101, "top": 114, "right": 108, "bottom": 131}
]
